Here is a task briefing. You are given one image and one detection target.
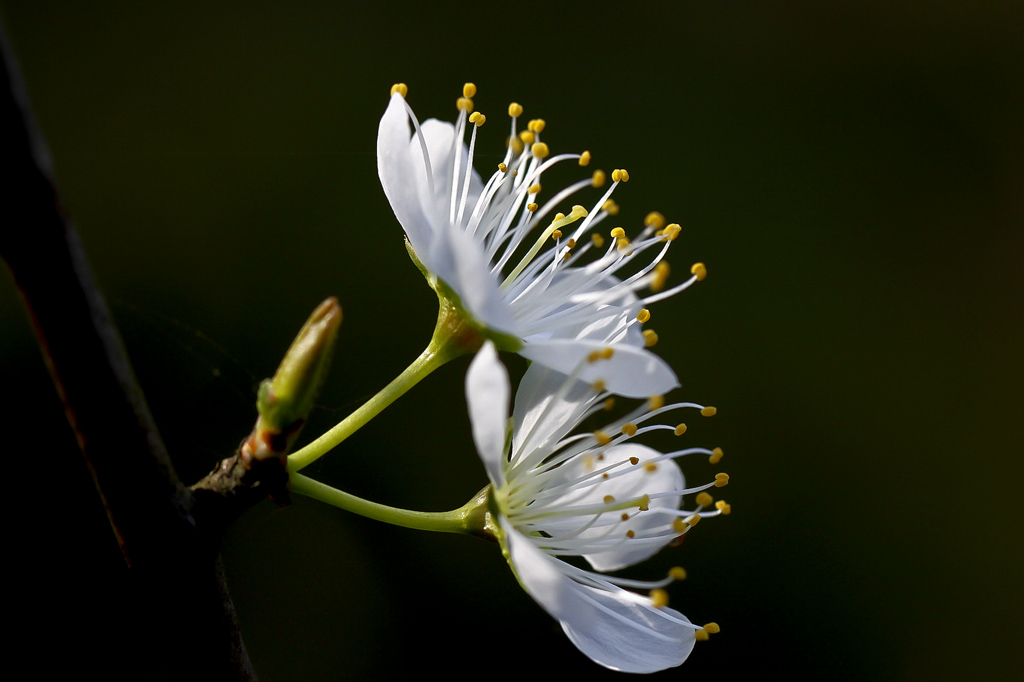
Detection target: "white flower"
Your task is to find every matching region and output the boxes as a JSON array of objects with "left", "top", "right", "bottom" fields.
[
  {"left": 465, "top": 342, "right": 729, "bottom": 673},
  {"left": 378, "top": 83, "right": 707, "bottom": 398}
]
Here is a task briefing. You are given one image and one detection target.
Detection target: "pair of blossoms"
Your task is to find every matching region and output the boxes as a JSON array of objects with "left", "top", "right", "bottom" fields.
[{"left": 286, "top": 83, "right": 730, "bottom": 674}]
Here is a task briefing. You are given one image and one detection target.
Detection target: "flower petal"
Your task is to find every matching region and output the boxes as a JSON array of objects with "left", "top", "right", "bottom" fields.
[
  {"left": 510, "top": 363, "right": 596, "bottom": 460},
  {"left": 502, "top": 518, "right": 696, "bottom": 673},
  {"left": 519, "top": 339, "right": 679, "bottom": 398},
  {"left": 540, "top": 443, "right": 684, "bottom": 572},
  {"left": 465, "top": 342, "right": 511, "bottom": 487},
  {"left": 434, "top": 223, "right": 518, "bottom": 335},
  {"left": 377, "top": 93, "right": 435, "bottom": 254}
]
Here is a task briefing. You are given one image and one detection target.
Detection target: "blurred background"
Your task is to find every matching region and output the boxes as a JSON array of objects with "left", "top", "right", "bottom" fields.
[{"left": 2, "top": 2, "right": 1021, "bottom": 679}]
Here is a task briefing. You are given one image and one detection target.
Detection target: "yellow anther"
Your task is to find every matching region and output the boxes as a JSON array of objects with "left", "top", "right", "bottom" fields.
[
  {"left": 691, "top": 262, "right": 707, "bottom": 281},
  {"left": 669, "top": 566, "right": 687, "bottom": 581},
  {"left": 390, "top": 83, "right": 408, "bottom": 97},
  {"left": 527, "top": 203, "right": 538, "bottom": 212},
  {"left": 648, "top": 395, "right": 664, "bottom": 411},
  {"left": 463, "top": 82, "right": 477, "bottom": 98},
  {"left": 603, "top": 495, "right": 616, "bottom": 504},
  {"left": 621, "top": 512, "right": 630, "bottom": 521},
  {"left": 704, "top": 622, "right": 721, "bottom": 635},
  {"left": 587, "top": 350, "right": 603, "bottom": 363},
  {"left": 644, "top": 462, "right": 658, "bottom": 472},
  {"left": 715, "top": 500, "right": 732, "bottom": 515},
  {"left": 566, "top": 238, "right": 577, "bottom": 249},
  {"left": 498, "top": 162, "right": 508, "bottom": 173},
  {"left": 602, "top": 199, "right": 620, "bottom": 215},
  {"left": 509, "top": 136, "right": 524, "bottom": 155},
  {"left": 695, "top": 630, "right": 710, "bottom": 641},
  {"left": 508, "top": 102, "right": 523, "bottom": 117},
  {"left": 457, "top": 97, "right": 475, "bottom": 112},
  {"left": 674, "top": 423, "right": 688, "bottom": 436},
  {"left": 636, "top": 308, "right": 651, "bottom": 323},
  {"left": 638, "top": 494, "right": 650, "bottom": 511},
  {"left": 621, "top": 423, "right": 638, "bottom": 437},
  {"left": 651, "top": 261, "right": 670, "bottom": 292},
  {"left": 625, "top": 529, "right": 636, "bottom": 538},
  {"left": 528, "top": 183, "right": 542, "bottom": 194},
  {"left": 592, "top": 169, "right": 606, "bottom": 187},
  {"left": 645, "top": 211, "right": 666, "bottom": 230},
  {"left": 610, "top": 168, "right": 630, "bottom": 182},
  {"left": 591, "top": 233, "right": 605, "bottom": 248},
  {"left": 714, "top": 472, "right": 730, "bottom": 487},
  {"left": 579, "top": 150, "right": 591, "bottom": 166},
  {"left": 528, "top": 118, "right": 546, "bottom": 133},
  {"left": 469, "top": 111, "right": 486, "bottom": 126},
  {"left": 643, "top": 330, "right": 659, "bottom": 347},
  {"left": 531, "top": 142, "right": 550, "bottom": 158},
  {"left": 600, "top": 347, "right": 614, "bottom": 359},
  {"left": 661, "top": 223, "right": 682, "bottom": 241},
  {"left": 650, "top": 589, "right": 669, "bottom": 608},
  {"left": 594, "top": 430, "right": 612, "bottom": 446},
  {"left": 701, "top": 406, "right": 717, "bottom": 417},
  {"left": 629, "top": 456, "right": 640, "bottom": 465},
  {"left": 610, "top": 227, "right": 626, "bottom": 239},
  {"left": 591, "top": 379, "right": 606, "bottom": 392},
  {"left": 603, "top": 398, "right": 616, "bottom": 412},
  {"left": 551, "top": 230, "right": 562, "bottom": 240},
  {"left": 696, "top": 492, "right": 714, "bottom": 507},
  {"left": 687, "top": 513, "right": 701, "bottom": 527},
  {"left": 709, "top": 447, "right": 723, "bottom": 464},
  {"left": 672, "top": 518, "right": 688, "bottom": 533},
  {"left": 519, "top": 130, "right": 535, "bottom": 145}
]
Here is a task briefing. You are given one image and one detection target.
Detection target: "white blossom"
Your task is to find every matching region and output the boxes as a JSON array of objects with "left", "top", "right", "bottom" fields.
[
  {"left": 466, "top": 343, "right": 728, "bottom": 672},
  {"left": 378, "top": 83, "right": 707, "bottom": 398}
]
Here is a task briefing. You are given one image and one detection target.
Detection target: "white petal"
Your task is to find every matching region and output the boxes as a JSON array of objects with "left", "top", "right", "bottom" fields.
[
  {"left": 502, "top": 519, "right": 695, "bottom": 674},
  {"left": 435, "top": 223, "right": 517, "bottom": 335},
  {"left": 465, "top": 342, "right": 511, "bottom": 487},
  {"left": 519, "top": 339, "right": 679, "bottom": 398},
  {"left": 547, "top": 443, "right": 684, "bottom": 572},
  {"left": 511, "top": 363, "right": 596, "bottom": 461},
  {"left": 376, "top": 94, "right": 434, "bottom": 254}
]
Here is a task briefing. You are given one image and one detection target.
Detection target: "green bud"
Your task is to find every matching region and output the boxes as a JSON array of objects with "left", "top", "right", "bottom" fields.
[{"left": 254, "top": 298, "right": 341, "bottom": 456}]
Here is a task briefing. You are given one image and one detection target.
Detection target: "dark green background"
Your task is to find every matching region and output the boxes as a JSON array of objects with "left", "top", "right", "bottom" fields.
[{"left": 3, "top": 2, "right": 1021, "bottom": 679}]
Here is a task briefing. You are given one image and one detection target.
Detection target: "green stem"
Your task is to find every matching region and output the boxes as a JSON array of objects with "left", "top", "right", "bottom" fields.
[
  {"left": 291, "top": 473, "right": 489, "bottom": 535},
  {"left": 287, "top": 298, "right": 482, "bottom": 472}
]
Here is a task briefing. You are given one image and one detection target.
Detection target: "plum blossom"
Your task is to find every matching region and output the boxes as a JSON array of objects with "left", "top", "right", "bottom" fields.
[
  {"left": 378, "top": 83, "right": 708, "bottom": 398},
  {"left": 465, "top": 342, "right": 728, "bottom": 672}
]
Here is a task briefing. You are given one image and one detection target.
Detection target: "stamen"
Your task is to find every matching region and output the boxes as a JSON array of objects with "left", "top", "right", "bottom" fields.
[
  {"left": 457, "top": 97, "right": 474, "bottom": 112},
  {"left": 463, "top": 82, "right": 477, "bottom": 98},
  {"left": 636, "top": 308, "right": 651, "bottom": 323},
  {"left": 592, "top": 170, "right": 606, "bottom": 187},
  {"left": 579, "top": 150, "right": 592, "bottom": 166},
  {"left": 532, "top": 142, "right": 550, "bottom": 159},
  {"left": 645, "top": 211, "right": 666, "bottom": 230},
  {"left": 674, "top": 424, "right": 687, "bottom": 436},
  {"left": 691, "top": 262, "right": 707, "bottom": 281},
  {"left": 669, "top": 566, "right": 687, "bottom": 580},
  {"left": 390, "top": 83, "right": 408, "bottom": 97},
  {"left": 643, "top": 330, "right": 659, "bottom": 347},
  {"left": 710, "top": 447, "right": 723, "bottom": 463},
  {"left": 508, "top": 102, "right": 523, "bottom": 117},
  {"left": 528, "top": 118, "right": 546, "bottom": 133},
  {"left": 714, "top": 473, "right": 729, "bottom": 487},
  {"left": 715, "top": 500, "right": 731, "bottom": 515},
  {"left": 701, "top": 406, "right": 717, "bottom": 417},
  {"left": 647, "top": 395, "right": 664, "bottom": 410},
  {"left": 695, "top": 492, "right": 714, "bottom": 507}
]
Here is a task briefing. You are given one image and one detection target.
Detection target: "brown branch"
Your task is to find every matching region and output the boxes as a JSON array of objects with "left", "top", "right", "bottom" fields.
[{"left": 2, "top": 21, "right": 267, "bottom": 681}]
